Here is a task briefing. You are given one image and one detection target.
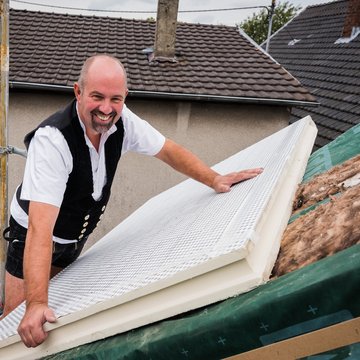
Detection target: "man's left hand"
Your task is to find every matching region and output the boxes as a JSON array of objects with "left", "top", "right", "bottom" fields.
[{"left": 212, "top": 168, "right": 263, "bottom": 193}]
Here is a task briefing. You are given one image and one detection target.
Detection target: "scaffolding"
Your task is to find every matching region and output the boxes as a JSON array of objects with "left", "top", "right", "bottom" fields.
[{"left": 0, "top": 0, "right": 9, "bottom": 308}]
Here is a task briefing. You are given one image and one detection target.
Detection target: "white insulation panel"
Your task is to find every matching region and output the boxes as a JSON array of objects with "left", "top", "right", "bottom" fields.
[{"left": 0, "top": 116, "right": 317, "bottom": 359}]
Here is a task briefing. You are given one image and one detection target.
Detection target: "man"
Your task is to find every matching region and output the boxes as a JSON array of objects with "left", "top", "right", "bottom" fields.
[{"left": 1, "top": 54, "right": 262, "bottom": 347}]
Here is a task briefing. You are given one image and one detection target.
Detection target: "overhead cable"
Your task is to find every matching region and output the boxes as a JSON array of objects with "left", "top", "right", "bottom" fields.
[{"left": 11, "top": 1, "right": 267, "bottom": 14}]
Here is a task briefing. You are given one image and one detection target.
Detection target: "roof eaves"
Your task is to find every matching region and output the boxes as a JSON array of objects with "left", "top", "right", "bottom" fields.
[
  {"left": 9, "top": 81, "right": 72, "bottom": 93},
  {"left": 10, "top": 81, "right": 319, "bottom": 107},
  {"left": 129, "top": 89, "right": 320, "bottom": 107}
]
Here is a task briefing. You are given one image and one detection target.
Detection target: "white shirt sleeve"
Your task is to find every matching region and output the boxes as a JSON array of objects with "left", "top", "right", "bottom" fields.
[
  {"left": 121, "top": 104, "right": 166, "bottom": 156},
  {"left": 20, "top": 126, "right": 73, "bottom": 208}
]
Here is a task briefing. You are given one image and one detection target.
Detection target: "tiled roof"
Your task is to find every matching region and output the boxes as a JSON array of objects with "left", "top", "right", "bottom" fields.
[
  {"left": 9, "top": 9, "right": 316, "bottom": 105},
  {"left": 266, "top": 0, "right": 360, "bottom": 149}
]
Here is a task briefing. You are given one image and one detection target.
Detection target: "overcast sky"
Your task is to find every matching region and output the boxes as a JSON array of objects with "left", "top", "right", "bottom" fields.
[{"left": 10, "top": 0, "right": 335, "bottom": 26}]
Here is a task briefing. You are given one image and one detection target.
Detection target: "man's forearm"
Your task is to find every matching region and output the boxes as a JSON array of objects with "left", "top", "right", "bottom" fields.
[
  {"left": 156, "top": 139, "right": 263, "bottom": 193},
  {"left": 23, "top": 201, "right": 60, "bottom": 307},
  {"left": 155, "top": 139, "right": 219, "bottom": 189},
  {"left": 17, "top": 201, "right": 59, "bottom": 348},
  {"left": 23, "top": 227, "right": 52, "bottom": 307}
]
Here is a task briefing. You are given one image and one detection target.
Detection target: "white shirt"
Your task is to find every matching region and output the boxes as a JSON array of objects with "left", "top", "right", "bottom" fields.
[{"left": 11, "top": 103, "right": 165, "bottom": 243}]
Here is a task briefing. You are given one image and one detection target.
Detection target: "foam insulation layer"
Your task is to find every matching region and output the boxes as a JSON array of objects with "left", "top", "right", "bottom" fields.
[{"left": 0, "top": 116, "right": 317, "bottom": 359}]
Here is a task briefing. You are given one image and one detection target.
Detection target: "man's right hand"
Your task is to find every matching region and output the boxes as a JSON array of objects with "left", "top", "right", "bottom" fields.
[{"left": 17, "top": 303, "right": 56, "bottom": 347}]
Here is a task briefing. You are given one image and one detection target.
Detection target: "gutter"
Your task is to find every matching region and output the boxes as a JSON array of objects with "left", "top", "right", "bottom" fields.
[
  {"left": 128, "top": 90, "right": 319, "bottom": 107},
  {"left": 9, "top": 81, "right": 72, "bottom": 93},
  {"left": 10, "top": 81, "right": 319, "bottom": 107}
]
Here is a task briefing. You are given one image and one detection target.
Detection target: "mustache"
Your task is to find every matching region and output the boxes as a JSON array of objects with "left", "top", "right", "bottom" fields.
[{"left": 91, "top": 109, "right": 117, "bottom": 118}]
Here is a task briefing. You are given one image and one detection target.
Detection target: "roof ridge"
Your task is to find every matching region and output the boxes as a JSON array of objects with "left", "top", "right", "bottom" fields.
[
  {"left": 9, "top": 7, "right": 238, "bottom": 29},
  {"left": 307, "top": 0, "right": 347, "bottom": 9}
]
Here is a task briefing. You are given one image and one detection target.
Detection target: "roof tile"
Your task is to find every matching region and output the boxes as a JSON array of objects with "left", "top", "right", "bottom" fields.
[
  {"left": 9, "top": 9, "right": 315, "bottom": 104},
  {"left": 266, "top": 0, "right": 360, "bottom": 148}
]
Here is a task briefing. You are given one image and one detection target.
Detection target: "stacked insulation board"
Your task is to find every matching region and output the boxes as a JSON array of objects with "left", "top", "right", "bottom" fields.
[{"left": 0, "top": 116, "right": 317, "bottom": 359}]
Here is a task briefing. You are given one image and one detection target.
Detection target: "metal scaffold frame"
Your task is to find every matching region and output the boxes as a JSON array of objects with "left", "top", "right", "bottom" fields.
[{"left": 0, "top": 0, "right": 9, "bottom": 309}]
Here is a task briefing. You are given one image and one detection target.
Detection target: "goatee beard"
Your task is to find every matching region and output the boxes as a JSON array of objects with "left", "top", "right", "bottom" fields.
[
  {"left": 91, "top": 110, "right": 117, "bottom": 134},
  {"left": 91, "top": 118, "right": 114, "bottom": 133}
]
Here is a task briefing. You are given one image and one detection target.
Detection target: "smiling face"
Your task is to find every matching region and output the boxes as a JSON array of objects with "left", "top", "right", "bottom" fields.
[{"left": 74, "top": 56, "right": 128, "bottom": 141}]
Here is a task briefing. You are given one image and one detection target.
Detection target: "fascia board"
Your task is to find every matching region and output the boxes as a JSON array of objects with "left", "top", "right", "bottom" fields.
[{"left": 0, "top": 116, "right": 317, "bottom": 359}]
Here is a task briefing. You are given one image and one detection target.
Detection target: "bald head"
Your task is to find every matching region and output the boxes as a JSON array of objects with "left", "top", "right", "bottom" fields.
[
  {"left": 74, "top": 54, "right": 129, "bottom": 139},
  {"left": 77, "top": 54, "right": 128, "bottom": 91}
]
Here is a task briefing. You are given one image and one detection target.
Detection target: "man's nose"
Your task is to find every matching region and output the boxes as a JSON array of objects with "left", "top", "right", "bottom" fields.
[{"left": 98, "top": 100, "right": 112, "bottom": 114}]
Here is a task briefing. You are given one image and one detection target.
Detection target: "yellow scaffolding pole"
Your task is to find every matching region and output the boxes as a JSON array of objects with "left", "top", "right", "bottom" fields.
[{"left": 0, "top": 0, "right": 9, "bottom": 309}]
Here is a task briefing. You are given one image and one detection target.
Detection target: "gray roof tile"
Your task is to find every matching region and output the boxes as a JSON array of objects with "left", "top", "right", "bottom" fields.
[
  {"left": 9, "top": 8, "right": 315, "bottom": 104},
  {"left": 266, "top": 0, "right": 360, "bottom": 149}
]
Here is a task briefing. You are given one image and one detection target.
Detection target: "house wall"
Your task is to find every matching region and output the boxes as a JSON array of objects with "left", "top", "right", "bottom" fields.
[{"left": 8, "top": 91, "right": 289, "bottom": 249}]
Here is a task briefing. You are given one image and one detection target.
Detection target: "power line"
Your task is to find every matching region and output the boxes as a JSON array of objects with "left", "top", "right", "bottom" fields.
[
  {"left": 181, "top": 6, "right": 268, "bottom": 13},
  {"left": 10, "top": 0, "right": 268, "bottom": 14}
]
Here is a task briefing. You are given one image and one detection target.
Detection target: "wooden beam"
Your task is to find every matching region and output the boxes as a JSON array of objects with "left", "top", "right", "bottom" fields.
[{"left": 224, "top": 317, "right": 360, "bottom": 360}]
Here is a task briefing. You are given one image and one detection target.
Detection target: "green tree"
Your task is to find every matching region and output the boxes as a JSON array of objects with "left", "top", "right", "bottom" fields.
[{"left": 239, "top": 1, "right": 301, "bottom": 45}]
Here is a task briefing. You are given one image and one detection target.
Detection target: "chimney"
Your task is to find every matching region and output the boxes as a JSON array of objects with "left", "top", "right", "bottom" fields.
[
  {"left": 153, "top": 0, "right": 179, "bottom": 61},
  {"left": 342, "top": 0, "right": 360, "bottom": 37}
]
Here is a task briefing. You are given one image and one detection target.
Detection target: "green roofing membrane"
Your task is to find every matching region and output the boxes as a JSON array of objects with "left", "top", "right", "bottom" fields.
[
  {"left": 44, "top": 122, "right": 360, "bottom": 360},
  {"left": 303, "top": 123, "right": 360, "bottom": 181}
]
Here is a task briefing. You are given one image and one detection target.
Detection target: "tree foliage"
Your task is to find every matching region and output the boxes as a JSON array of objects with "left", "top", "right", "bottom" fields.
[{"left": 239, "top": 1, "right": 301, "bottom": 45}]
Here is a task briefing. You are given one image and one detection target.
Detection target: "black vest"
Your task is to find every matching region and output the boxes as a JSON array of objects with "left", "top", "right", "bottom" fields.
[{"left": 17, "top": 99, "right": 124, "bottom": 240}]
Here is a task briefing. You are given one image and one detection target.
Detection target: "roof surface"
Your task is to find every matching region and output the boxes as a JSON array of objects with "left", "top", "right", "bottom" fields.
[
  {"left": 266, "top": 0, "right": 360, "bottom": 149},
  {"left": 9, "top": 8, "right": 316, "bottom": 105}
]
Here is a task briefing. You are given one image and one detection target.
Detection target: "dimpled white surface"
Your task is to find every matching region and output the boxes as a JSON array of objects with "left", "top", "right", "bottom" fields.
[{"left": 0, "top": 117, "right": 316, "bottom": 350}]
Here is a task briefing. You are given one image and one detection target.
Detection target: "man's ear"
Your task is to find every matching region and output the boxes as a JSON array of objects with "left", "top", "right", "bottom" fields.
[{"left": 74, "top": 83, "right": 81, "bottom": 99}]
